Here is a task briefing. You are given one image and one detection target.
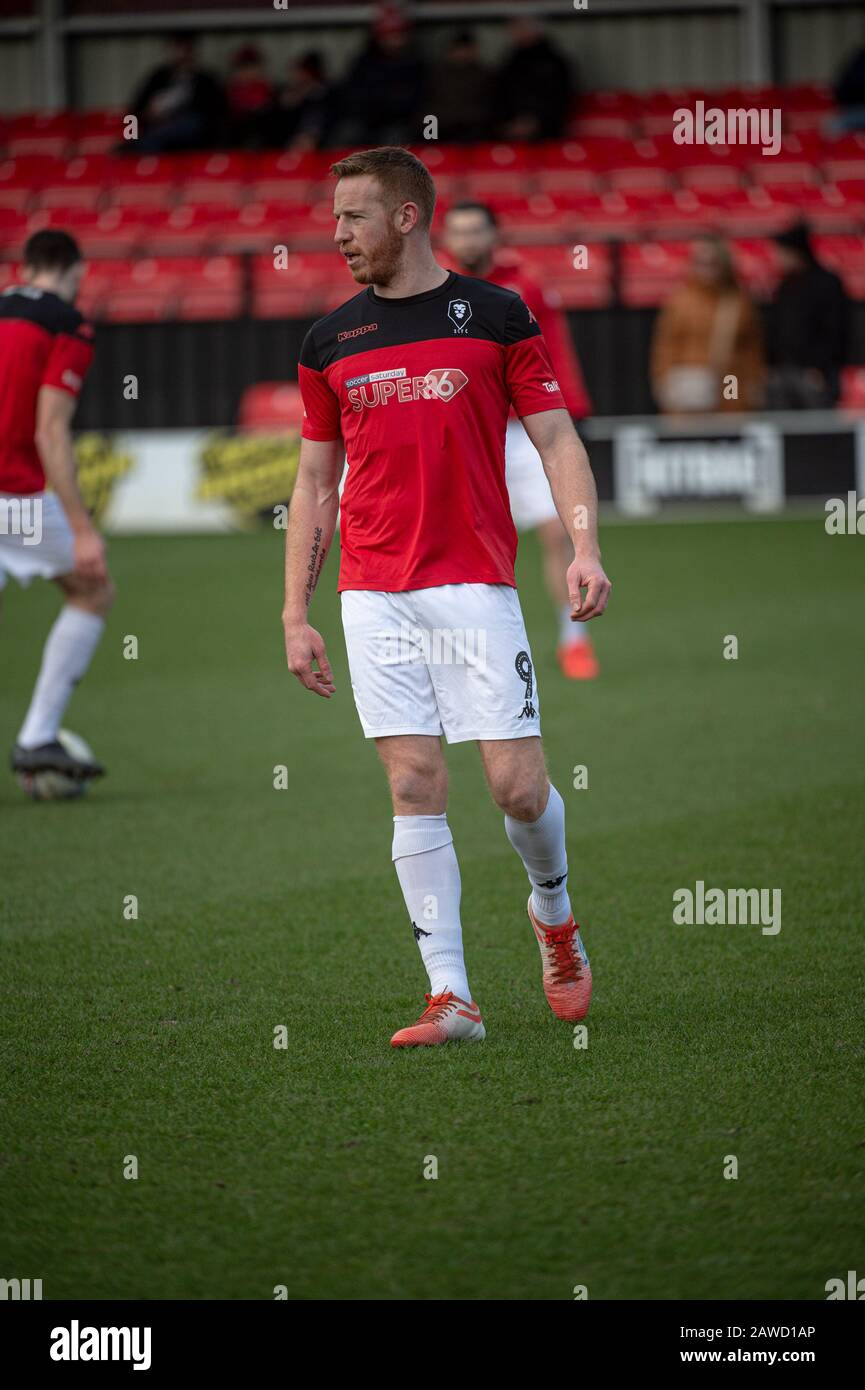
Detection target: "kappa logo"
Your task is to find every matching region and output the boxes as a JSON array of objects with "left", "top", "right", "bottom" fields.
[
  {"left": 447, "top": 298, "right": 472, "bottom": 333},
  {"left": 347, "top": 368, "right": 468, "bottom": 410},
  {"left": 412, "top": 921, "right": 431, "bottom": 941}
]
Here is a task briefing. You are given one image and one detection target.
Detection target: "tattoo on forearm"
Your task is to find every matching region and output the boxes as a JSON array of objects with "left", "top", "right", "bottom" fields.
[{"left": 304, "top": 527, "right": 325, "bottom": 608}]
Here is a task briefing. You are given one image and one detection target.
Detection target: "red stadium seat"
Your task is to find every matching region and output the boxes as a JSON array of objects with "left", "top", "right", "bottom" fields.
[
  {"left": 822, "top": 133, "right": 865, "bottom": 184},
  {"left": 0, "top": 156, "right": 64, "bottom": 210},
  {"left": 248, "top": 152, "right": 319, "bottom": 202},
  {"left": 34, "top": 155, "right": 110, "bottom": 210},
  {"left": 125, "top": 204, "right": 230, "bottom": 256},
  {"left": 177, "top": 151, "right": 252, "bottom": 206},
  {"left": 621, "top": 239, "right": 692, "bottom": 307},
  {"left": 509, "top": 242, "right": 613, "bottom": 309},
  {"left": 176, "top": 256, "right": 243, "bottom": 320},
  {"left": 75, "top": 110, "right": 126, "bottom": 156},
  {"left": 839, "top": 366, "right": 865, "bottom": 413},
  {"left": 26, "top": 206, "right": 146, "bottom": 257},
  {"left": 728, "top": 237, "right": 780, "bottom": 297},
  {"left": 3, "top": 113, "right": 77, "bottom": 160},
  {"left": 238, "top": 382, "right": 305, "bottom": 431},
  {"left": 105, "top": 155, "right": 181, "bottom": 208},
  {"left": 811, "top": 234, "right": 865, "bottom": 299},
  {"left": 252, "top": 249, "right": 341, "bottom": 317},
  {"left": 711, "top": 186, "right": 804, "bottom": 236},
  {"left": 98, "top": 258, "right": 184, "bottom": 322},
  {"left": 0, "top": 209, "right": 28, "bottom": 257}
]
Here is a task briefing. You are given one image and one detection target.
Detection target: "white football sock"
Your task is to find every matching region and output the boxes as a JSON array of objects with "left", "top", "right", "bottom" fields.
[
  {"left": 18, "top": 606, "right": 105, "bottom": 748},
  {"left": 392, "top": 813, "right": 472, "bottom": 1001},
  {"left": 560, "top": 604, "right": 588, "bottom": 646},
  {"left": 504, "top": 782, "right": 572, "bottom": 926}
]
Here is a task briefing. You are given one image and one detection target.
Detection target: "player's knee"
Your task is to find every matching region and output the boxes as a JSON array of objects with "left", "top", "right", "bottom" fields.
[
  {"left": 387, "top": 758, "right": 446, "bottom": 810},
  {"left": 90, "top": 577, "right": 116, "bottom": 616},
  {"left": 490, "top": 775, "right": 546, "bottom": 822}
]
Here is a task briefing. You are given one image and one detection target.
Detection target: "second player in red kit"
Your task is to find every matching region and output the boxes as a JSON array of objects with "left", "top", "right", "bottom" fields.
[{"left": 283, "top": 148, "right": 611, "bottom": 1046}]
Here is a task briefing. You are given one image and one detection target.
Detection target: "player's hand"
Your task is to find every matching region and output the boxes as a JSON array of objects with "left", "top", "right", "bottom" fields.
[
  {"left": 73, "top": 527, "right": 108, "bottom": 583},
  {"left": 567, "top": 553, "right": 611, "bottom": 622},
  {"left": 283, "top": 619, "right": 336, "bottom": 698}
]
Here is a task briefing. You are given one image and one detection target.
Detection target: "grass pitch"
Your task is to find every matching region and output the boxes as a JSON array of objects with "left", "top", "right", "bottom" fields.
[{"left": 1, "top": 514, "right": 863, "bottom": 1300}]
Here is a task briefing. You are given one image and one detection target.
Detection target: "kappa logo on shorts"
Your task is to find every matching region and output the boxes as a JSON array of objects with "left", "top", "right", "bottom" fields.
[
  {"left": 447, "top": 298, "right": 472, "bottom": 333},
  {"left": 515, "top": 650, "right": 537, "bottom": 720}
]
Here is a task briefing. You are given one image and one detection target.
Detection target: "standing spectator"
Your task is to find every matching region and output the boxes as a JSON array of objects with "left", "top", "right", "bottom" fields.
[
  {"left": 130, "top": 32, "right": 227, "bottom": 153},
  {"left": 226, "top": 45, "right": 273, "bottom": 148},
  {"left": 262, "top": 52, "right": 333, "bottom": 152},
  {"left": 829, "top": 38, "right": 865, "bottom": 135},
  {"left": 332, "top": 4, "right": 425, "bottom": 147},
  {"left": 425, "top": 30, "right": 494, "bottom": 144},
  {"left": 494, "top": 17, "right": 574, "bottom": 141},
  {"left": 651, "top": 235, "right": 765, "bottom": 416},
  {"left": 766, "top": 223, "right": 849, "bottom": 409}
]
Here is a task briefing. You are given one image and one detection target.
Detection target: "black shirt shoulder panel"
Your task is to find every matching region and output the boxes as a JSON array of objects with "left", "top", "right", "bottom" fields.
[{"left": 0, "top": 286, "right": 90, "bottom": 340}]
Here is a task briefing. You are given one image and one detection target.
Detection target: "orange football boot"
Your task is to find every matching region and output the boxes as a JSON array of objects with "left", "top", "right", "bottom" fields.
[
  {"left": 527, "top": 896, "right": 592, "bottom": 1021},
  {"left": 391, "top": 991, "right": 486, "bottom": 1047},
  {"left": 557, "top": 638, "right": 599, "bottom": 680}
]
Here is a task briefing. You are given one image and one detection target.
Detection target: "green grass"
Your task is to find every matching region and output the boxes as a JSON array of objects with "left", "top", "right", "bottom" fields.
[{"left": 1, "top": 515, "right": 864, "bottom": 1300}]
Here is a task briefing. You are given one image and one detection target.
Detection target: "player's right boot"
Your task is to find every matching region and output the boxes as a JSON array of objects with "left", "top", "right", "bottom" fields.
[
  {"left": 557, "top": 637, "right": 599, "bottom": 680},
  {"left": 528, "top": 896, "right": 592, "bottom": 1021},
  {"left": 391, "top": 991, "right": 486, "bottom": 1047},
  {"left": 10, "top": 741, "right": 105, "bottom": 781}
]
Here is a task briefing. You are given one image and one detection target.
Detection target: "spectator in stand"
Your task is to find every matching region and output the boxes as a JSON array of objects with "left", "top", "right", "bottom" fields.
[
  {"left": 262, "top": 52, "right": 333, "bottom": 152},
  {"left": 829, "top": 37, "right": 865, "bottom": 135},
  {"left": 494, "top": 16, "right": 574, "bottom": 141},
  {"left": 766, "top": 223, "right": 849, "bottom": 410},
  {"left": 131, "top": 32, "right": 227, "bottom": 154},
  {"left": 226, "top": 45, "right": 273, "bottom": 148},
  {"left": 651, "top": 235, "right": 765, "bottom": 416},
  {"left": 331, "top": 3, "right": 425, "bottom": 147},
  {"left": 425, "top": 30, "right": 494, "bottom": 144}
]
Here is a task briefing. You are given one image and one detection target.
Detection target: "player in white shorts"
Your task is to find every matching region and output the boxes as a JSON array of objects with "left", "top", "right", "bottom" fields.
[
  {"left": 1, "top": 231, "right": 113, "bottom": 786},
  {"left": 283, "top": 149, "right": 611, "bottom": 1047},
  {"left": 444, "top": 202, "right": 600, "bottom": 680}
]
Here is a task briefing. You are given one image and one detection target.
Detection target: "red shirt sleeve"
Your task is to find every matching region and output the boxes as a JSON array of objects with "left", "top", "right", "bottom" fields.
[
  {"left": 41, "top": 319, "right": 95, "bottom": 398},
  {"left": 504, "top": 296, "right": 568, "bottom": 418},
  {"left": 298, "top": 331, "right": 341, "bottom": 441}
]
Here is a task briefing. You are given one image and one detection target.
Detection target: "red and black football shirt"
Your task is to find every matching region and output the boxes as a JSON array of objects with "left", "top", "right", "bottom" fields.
[
  {"left": 0, "top": 286, "right": 95, "bottom": 495},
  {"left": 298, "top": 269, "right": 567, "bottom": 593}
]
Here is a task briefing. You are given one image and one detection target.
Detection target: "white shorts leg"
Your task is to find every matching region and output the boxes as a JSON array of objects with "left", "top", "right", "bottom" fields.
[
  {"left": 409, "top": 582, "right": 541, "bottom": 744},
  {"left": 505, "top": 419, "right": 559, "bottom": 531},
  {"left": 340, "top": 589, "right": 444, "bottom": 739},
  {"left": 0, "top": 493, "right": 74, "bottom": 591}
]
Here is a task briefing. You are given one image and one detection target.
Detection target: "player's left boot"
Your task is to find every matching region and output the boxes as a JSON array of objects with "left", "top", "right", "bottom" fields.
[
  {"left": 10, "top": 740, "right": 104, "bottom": 780},
  {"left": 557, "top": 638, "right": 599, "bottom": 680},
  {"left": 391, "top": 991, "right": 486, "bottom": 1047},
  {"left": 528, "top": 896, "right": 592, "bottom": 1021}
]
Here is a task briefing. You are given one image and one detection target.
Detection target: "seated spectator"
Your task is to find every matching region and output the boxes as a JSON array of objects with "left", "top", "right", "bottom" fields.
[
  {"left": 651, "top": 235, "right": 765, "bottom": 416},
  {"left": 425, "top": 30, "right": 494, "bottom": 144},
  {"left": 494, "top": 16, "right": 574, "bottom": 141},
  {"left": 766, "top": 223, "right": 849, "bottom": 410},
  {"left": 828, "top": 38, "right": 865, "bottom": 136},
  {"left": 331, "top": 3, "right": 425, "bottom": 147},
  {"left": 226, "top": 45, "right": 273, "bottom": 148},
  {"left": 262, "top": 52, "right": 333, "bottom": 152},
  {"left": 131, "top": 32, "right": 227, "bottom": 153}
]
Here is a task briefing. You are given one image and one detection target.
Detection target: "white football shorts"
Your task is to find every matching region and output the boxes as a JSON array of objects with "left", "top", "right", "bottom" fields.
[
  {"left": 505, "top": 419, "right": 559, "bottom": 531},
  {"left": 0, "top": 491, "right": 74, "bottom": 591},
  {"left": 340, "top": 582, "right": 542, "bottom": 744}
]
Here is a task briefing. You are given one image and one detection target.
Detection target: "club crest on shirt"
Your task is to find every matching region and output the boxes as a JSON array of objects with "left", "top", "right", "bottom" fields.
[{"left": 447, "top": 298, "right": 472, "bottom": 333}]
